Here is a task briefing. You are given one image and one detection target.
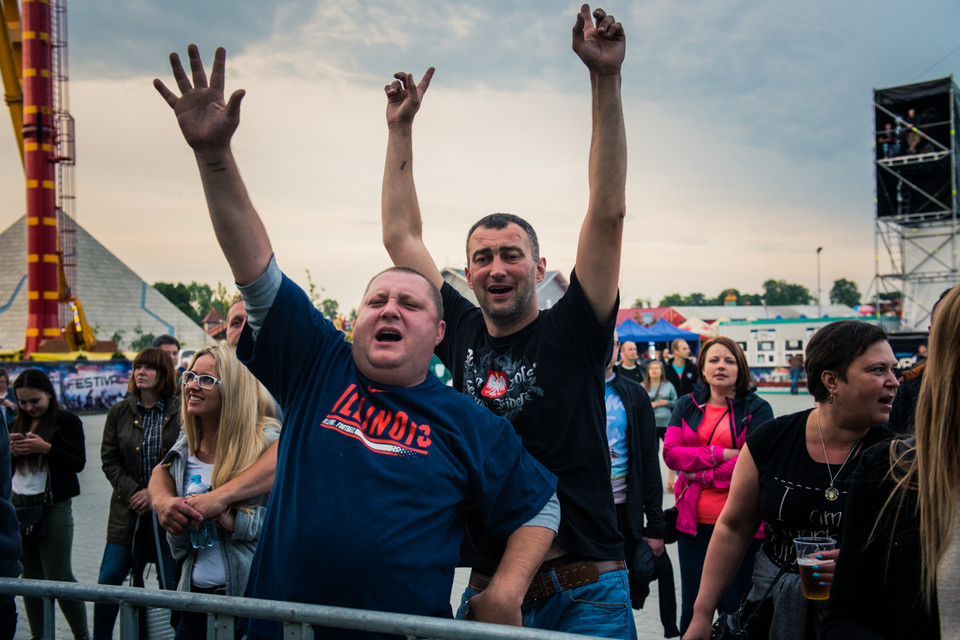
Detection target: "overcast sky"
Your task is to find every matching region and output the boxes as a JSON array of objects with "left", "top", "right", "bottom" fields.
[{"left": 1, "top": 0, "right": 958, "bottom": 311}]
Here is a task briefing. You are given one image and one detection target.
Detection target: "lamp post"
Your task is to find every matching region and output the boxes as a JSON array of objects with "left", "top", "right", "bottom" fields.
[{"left": 817, "top": 247, "right": 823, "bottom": 317}]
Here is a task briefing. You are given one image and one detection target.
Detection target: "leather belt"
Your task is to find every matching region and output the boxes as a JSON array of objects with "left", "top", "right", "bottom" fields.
[
  {"left": 191, "top": 585, "right": 226, "bottom": 595},
  {"left": 468, "top": 559, "right": 625, "bottom": 603}
]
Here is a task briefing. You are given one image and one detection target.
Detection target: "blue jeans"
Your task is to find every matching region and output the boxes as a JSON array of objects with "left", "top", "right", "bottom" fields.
[
  {"left": 92, "top": 535, "right": 176, "bottom": 640},
  {"left": 677, "top": 523, "right": 760, "bottom": 635},
  {"left": 458, "top": 568, "right": 637, "bottom": 639},
  {"left": 789, "top": 369, "right": 801, "bottom": 394}
]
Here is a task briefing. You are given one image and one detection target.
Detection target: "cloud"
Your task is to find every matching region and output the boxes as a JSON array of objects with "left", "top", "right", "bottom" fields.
[{"left": 2, "top": 0, "right": 957, "bottom": 321}]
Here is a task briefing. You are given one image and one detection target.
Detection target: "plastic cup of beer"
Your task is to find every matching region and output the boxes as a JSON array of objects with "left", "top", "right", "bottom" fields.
[{"left": 794, "top": 537, "right": 836, "bottom": 600}]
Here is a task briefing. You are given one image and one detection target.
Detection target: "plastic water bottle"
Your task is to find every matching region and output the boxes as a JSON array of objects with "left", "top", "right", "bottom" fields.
[{"left": 184, "top": 474, "right": 216, "bottom": 549}]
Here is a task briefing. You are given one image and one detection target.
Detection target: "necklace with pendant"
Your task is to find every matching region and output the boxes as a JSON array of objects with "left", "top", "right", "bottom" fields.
[{"left": 816, "top": 409, "right": 862, "bottom": 501}]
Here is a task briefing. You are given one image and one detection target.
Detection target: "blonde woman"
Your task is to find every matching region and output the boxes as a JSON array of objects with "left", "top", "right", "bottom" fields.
[
  {"left": 149, "top": 345, "right": 280, "bottom": 640},
  {"left": 644, "top": 361, "right": 678, "bottom": 441},
  {"left": 645, "top": 360, "right": 679, "bottom": 494},
  {"left": 824, "top": 288, "right": 959, "bottom": 639}
]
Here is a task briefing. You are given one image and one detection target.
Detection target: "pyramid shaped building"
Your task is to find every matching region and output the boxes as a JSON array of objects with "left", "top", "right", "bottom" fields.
[{"left": 0, "top": 215, "right": 214, "bottom": 353}]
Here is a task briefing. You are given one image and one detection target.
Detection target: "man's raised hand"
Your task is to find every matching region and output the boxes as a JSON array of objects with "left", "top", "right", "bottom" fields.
[
  {"left": 384, "top": 68, "right": 435, "bottom": 129},
  {"left": 154, "top": 45, "right": 245, "bottom": 151},
  {"left": 572, "top": 4, "right": 625, "bottom": 73}
]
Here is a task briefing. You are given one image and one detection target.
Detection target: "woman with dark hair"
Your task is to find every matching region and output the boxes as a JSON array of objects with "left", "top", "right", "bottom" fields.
[
  {"left": 683, "top": 321, "right": 899, "bottom": 640},
  {"left": 9, "top": 368, "right": 88, "bottom": 640},
  {"left": 663, "top": 336, "right": 773, "bottom": 634},
  {"left": 93, "top": 347, "right": 182, "bottom": 640},
  {"left": 823, "top": 288, "right": 960, "bottom": 639}
]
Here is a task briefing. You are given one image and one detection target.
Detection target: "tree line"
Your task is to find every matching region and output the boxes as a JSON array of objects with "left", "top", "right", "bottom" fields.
[{"left": 637, "top": 278, "right": 878, "bottom": 309}]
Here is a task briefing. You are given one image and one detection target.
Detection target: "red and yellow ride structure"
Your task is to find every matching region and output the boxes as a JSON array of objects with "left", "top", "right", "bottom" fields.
[{"left": 1, "top": 0, "right": 112, "bottom": 359}]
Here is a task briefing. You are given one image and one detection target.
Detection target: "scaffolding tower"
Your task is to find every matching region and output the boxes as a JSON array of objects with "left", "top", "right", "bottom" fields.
[{"left": 873, "top": 76, "right": 960, "bottom": 330}]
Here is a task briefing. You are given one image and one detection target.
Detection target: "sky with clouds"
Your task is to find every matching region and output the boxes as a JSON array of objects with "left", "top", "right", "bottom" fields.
[{"left": 1, "top": 0, "right": 958, "bottom": 312}]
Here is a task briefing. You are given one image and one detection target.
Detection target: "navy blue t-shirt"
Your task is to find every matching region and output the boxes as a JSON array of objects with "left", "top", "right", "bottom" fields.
[{"left": 238, "top": 274, "right": 556, "bottom": 639}]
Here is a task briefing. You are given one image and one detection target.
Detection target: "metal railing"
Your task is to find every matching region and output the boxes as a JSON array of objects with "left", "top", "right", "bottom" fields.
[{"left": 0, "top": 578, "right": 595, "bottom": 640}]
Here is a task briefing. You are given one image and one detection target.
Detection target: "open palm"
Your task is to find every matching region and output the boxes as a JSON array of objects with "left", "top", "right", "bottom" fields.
[{"left": 154, "top": 45, "right": 245, "bottom": 151}]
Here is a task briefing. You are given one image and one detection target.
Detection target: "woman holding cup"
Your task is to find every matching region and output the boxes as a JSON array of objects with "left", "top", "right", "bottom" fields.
[
  {"left": 823, "top": 287, "right": 960, "bottom": 639},
  {"left": 682, "top": 320, "right": 899, "bottom": 640}
]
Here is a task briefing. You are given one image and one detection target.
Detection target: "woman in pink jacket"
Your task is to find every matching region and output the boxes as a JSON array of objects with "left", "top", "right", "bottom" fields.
[{"left": 663, "top": 336, "right": 773, "bottom": 635}]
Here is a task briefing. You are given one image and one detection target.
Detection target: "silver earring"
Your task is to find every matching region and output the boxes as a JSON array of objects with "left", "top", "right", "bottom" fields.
[{"left": 828, "top": 392, "right": 834, "bottom": 404}]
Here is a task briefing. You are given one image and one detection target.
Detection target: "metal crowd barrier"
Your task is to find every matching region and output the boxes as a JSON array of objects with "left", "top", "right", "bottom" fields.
[{"left": 0, "top": 578, "right": 596, "bottom": 640}]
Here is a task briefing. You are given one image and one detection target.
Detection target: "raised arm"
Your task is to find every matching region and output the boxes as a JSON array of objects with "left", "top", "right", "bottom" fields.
[
  {"left": 154, "top": 45, "right": 272, "bottom": 286},
  {"left": 381, "top": 68, "right": 444, "bottom": 290},
  {"left": 571, "top": 4, "right": 627, "bottom": 324}
]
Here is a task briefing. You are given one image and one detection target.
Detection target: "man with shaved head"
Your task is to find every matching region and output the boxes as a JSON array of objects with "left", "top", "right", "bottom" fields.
[{"left": 617, "top": 340, "right": 647, "bottom": 385}]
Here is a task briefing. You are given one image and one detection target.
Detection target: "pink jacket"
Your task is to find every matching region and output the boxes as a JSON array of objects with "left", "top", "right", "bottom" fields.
[{"left": 663, "top": 389, "right": 773, "bottom": 536}]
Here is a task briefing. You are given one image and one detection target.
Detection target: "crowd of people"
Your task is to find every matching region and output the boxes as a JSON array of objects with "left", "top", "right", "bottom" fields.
[{"left": 0, "top": 4, "right": 957, "bottom": 640}]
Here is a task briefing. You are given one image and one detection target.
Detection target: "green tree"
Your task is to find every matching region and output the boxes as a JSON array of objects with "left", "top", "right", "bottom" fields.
[
  {"left": 210, "top": 281, "right": 237, "bottom": 319},
  {"left": 305, "top": 269, "right": 341, "bottom": 322},
  {"left": 320, "top": 298, "right": 340, "bottom": 321},
  {"left": 658, "top": 293, "right": 686, "bottom": 306},
  {"left": 878, "top": 290, "right": 902, "bottom": 302},
  {"left": 187, "top": 282, "right": 215, "bottom": 319},
  {"left": 129, "top": 323, "right": 155, "bottom": 352},
  {"left": 154, "top": 281, "right": 221, "bottom": 324},
  {"left": 153, "top": 282, "right": 195, "bottom": 321},
  {"left": 657, "top": 292, "right": 710, "bottom": 306},
  {"left": 830, "top": 278, "right": 861, "bottom": 307},
  {"left": 762, "top": 279, "right": 814, "bottom": 305}
]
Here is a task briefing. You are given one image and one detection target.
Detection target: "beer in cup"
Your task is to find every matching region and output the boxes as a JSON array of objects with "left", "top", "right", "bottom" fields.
[{"left": 794, "top": 536, "right": 836, "bottom": 600}]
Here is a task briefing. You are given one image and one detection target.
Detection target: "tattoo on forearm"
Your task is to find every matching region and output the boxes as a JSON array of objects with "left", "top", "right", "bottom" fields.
[
  {"left": 400, "top": 161, "right": 407, "bottom": 171},
  {"left": 206, "top": 161, "right": 227, "bottom": 173}
]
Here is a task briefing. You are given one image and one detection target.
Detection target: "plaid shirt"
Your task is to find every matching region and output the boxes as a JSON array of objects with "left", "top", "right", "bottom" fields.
[{"left": 138, "top": 397, "right": 167, "bottom": 484}]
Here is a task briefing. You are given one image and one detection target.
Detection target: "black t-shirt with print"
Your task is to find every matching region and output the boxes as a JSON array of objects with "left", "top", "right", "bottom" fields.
[
  {"left": 438, "top": 270, "right": 623, "bottom": 566},
  {"left": 747, "top": 409, "right": 892, "bottom": 570}
]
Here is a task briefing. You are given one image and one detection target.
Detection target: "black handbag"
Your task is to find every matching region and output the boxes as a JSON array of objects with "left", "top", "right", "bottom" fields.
[
  {"left": 710, "top": 562, "right": 787, "bottom": 640},
  {"left": 663, "top": 506, "right": 679, "bottom": 544},
  {"left": 16, "top": 502, "right": 48, "bottom": 539},
  {"left": 663, "top": 484, "right": 689, "bottom": 544}
]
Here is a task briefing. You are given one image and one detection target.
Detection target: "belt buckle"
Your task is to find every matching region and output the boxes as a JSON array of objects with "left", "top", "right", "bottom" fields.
[{"left": 528, "top": 569, "right": 552, "bottom": 601}]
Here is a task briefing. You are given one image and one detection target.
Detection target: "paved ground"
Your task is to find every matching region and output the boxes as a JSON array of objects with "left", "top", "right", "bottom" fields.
[{"left": 14, "top": 391, "right": 815, "bottom": 639}]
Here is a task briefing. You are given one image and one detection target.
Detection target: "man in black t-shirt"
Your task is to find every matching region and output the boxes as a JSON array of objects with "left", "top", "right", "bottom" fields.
[
  {"left": 616, "top": 340, "right": 647, "bottom": 384},
  {"left": 381, "top": 5, "right": 632, "bottom": 636},
  {"left": 664, "top": 338, "right": 698, "bottom": 397}
]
